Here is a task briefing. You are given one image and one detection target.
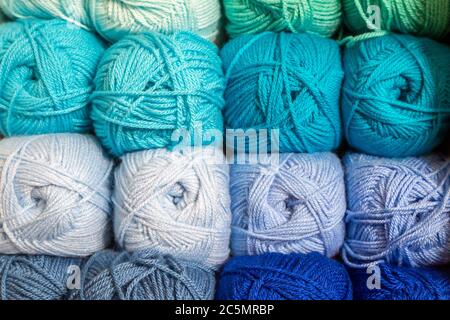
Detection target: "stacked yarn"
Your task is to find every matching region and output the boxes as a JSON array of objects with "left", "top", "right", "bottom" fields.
[
  {"left": 343, "top": 0, "right": 450, "bottom": 39},
  {"left": 70, "top": 249, "right": 215, "bottom": 300},
  {"left": 0, "top": 19, "right": 104, "bottom": 137},
  {"left": 88, "top": 0, "right": 222, "bottom": 42},
  {"left": 350, "top": 264, "right": 450, "bottom": 300},
  {"left": 0, "top": 254, "right": 82, "bottom": 300},
  {"left": 342, "top": 34, "right": 450, "bottom": 157},
  {"left": 342, "top": 152, "right": 450, "bottom": 268},
  {"left": 221, "top": 32, "right": 343, "bottom": 153},
  {"left": 113, "top": 147, "right": 231, "bottom": 268},
  {"left": 223, "top": 0, "right": 342, "bottom": 38},
  {"left": 230, "top": 152, "right": 346, "bottom": 257},
  {"left": 91, "top": 31, "right": 225, "bottom": 157},
  {"left": 0, "top": 134, "right": 113, "bottom": 257},
  {"left": 216, "top": 252, "right": 353, "bottom": 300}
]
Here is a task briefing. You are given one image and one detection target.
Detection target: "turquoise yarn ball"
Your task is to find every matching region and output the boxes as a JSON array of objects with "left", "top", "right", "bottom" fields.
[
  {"left": 91, "top": 32, "right": 225, "bottom": 157},
  {"left": 342, "top": 34, "right": 450, "bottom": 157},
  {"left": 221, "top": 32, "right": 343, "bottom": 153},
  {"left": 223, "top": 0, "right": 342, "bottom": 38},
  {"left": 0, "top": 19, "right": 104, "bottom": 137}
]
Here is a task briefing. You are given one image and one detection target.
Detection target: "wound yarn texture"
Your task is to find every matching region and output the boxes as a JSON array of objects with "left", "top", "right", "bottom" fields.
[
  {"left": 221, "top": 32, "right": 343, "bottom": 153},
  {"left": 223, "top": 0, "right": 342, "bottom": 38},
  {"left": 230, "top": 152, "right": 346, "bottom": 257},
  {"left": 91, "top": 31, "right": 225, "bottom": 157},
  {"left": 0, "top": 254, "right": 82, "bottom": 300},
  {"left": 343, "top": 152, "right": 450, "bottom": 268},
  {"left": 88, "top": 0, "right": 222, "bottom": 42},
  {"left": 0, "top": 19, "right": 104, "bottom": 137},
  {"left": 343, "top": 0, "right": 450, "bottom": 39},
  {"left": 71, "top": 249, "right": 215, "bottom": 300},
  {"left": 216, "top": 252, "right": 353, "bottom": 300},
  {"left": 342, "top": 34, "right": 450, "bottom": 157},
  {"left": 113, "top": 147, "right": 231, "bottom": 268},
  {"left": 350, "top": 263, "right": 450, "bottom": 300},
  {"left": 0, "top": 134, "right": 113, "bottom": 257}
]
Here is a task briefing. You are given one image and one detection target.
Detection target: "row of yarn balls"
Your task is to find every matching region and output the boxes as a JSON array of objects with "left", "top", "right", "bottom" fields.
[
  {"left": 0, "top": 18, "right": 449, "bottom": 158},
  {"left": 0, "top": 0, "right": 449, "bottom": 41}
]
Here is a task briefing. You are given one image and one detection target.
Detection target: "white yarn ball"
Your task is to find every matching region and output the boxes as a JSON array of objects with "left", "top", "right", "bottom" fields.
[
  {"left": 88, "top": 0, "right": 222, "bottom": 42},
  {"left": 113, "top": 147, "right": 231, "bottom": 268},
  {"left": 0, "top": 134, "right": 113, "bottom": 257}
]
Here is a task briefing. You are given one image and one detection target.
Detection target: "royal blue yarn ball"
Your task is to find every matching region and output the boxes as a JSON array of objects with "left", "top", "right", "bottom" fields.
[
  {"left": 221, "top": 32, "right": 343, "bottom": 153},
  {"left": 342, "top": 34, "right": 450, "bottom": 157},
  {"left": 216, "top": 252, "right": 352, "bottom": 300},
  {"left": 91, "top": 31, "right": 225, "bottom": 156},
  {"left": 350, "top": 264, "right": 450, "bottom": 300},
  {"left": 0, "top": 254, "right": 82, "bottom": 300},
  {"left": 0, "top": 19, "right": 104, "bottom": 136}
]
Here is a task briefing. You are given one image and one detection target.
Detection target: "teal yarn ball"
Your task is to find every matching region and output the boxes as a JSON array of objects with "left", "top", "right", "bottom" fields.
[
  {"left": 91, "top": 31, "right": 225, "bottom": 157},
  {"left": 223, "top": 0, "right": 342, "bottom": 38},
  {"left": 0, "top": 19, "right": 104, "bottom": 137},
  {"left": 343, "top": 0, "right": 450, "bottom": 39},
  {"left": 0, "top": 0, "right": 91, "bottom": 30},
  {"left": 71, "top": 249, "right": 215, "bottom": 300},
  {"left": 88, "top": 0, "right": 222, "bottom": 42},
  {"left": 221, "top": 32, "right": 343, "bottom": 153},
  {"left": 0, "top": 254, "right": 82, "bottom": 300},
  {"left": 342, "top": 34, "right": 450, "bottom": 157}
]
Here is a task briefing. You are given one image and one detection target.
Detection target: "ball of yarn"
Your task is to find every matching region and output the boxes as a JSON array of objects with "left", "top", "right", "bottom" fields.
[
  {"left": 343, "top": 0, "right": 450, "bottom": 39},
  {"left": 0, "top": 0, "right": 91, "bottom": 29},
  {"left": 71, "top": 249, "right": 215, "bottom": 300},
  {"left": 88, "top": 0, "right": 222, "bottom": 42},
  {"left": 216, "top": 252, "right": 352, "bottom": 300},
  {"left": 223, "top": 0, "right": 342, "bottom": 38},
  {"left": 230, "top": 152, "right": 346, "bottom": 257},
  {"left": 114, "top": 147, "right": 231, "bottom": 268},
  {"left": 349, "top": 264, "right": 450, "bottom": 300},
  {"left": 342, "top": 34, "right": 450, "bottom": 157},
  {"left": 91, "top": 31, "right": 225, "bottom": 156},
  {"left": 221, "top": 32, "right": 343, "bottom": 154},
  {"left": 0, "top": 19, "right": 104, "bottom": 137},
  {"left": 0, "top": 254, "right": 82, "bottom": 300},
  {"left": 343, "top": 152, "right": 450, "bottom": 268},
  {"left": 0, "top": 134, "right": 113, "bottom": 257}
]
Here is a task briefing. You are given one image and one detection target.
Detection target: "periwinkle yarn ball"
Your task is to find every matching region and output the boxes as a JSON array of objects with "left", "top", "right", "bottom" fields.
[
  {"left": 0, "top": 19, "right": 104, "bottom": 137},
  {"left": 71, "top": 249, "right": 215, "bottom": 300},
  {"left": 350, "top": 264, "right": 450, "bottom": 300},
  {"left": 88, "top": 0, "right": 222, "bottom": 42},
  {"left": 343, "top": 153, "right": 450, "bottom": 268},
  {"left": 216, "top": 252, "right": 353, "bottom": 300},
  {"left": 223, "top": 0, "right": 342, "bottom": 38},
  {"left": 343, "top": 0, "right": 450, "bottom": 39},
  {"left": 221, "top": 32, "right": 343, "bottom": 154},
  {"left": 0, "top": 134, "right": 113, "bottom": 257},
  {"left": 114, "top": 147, "right": 231, "bottom": 268},
  {"left": 91, "top": 31, "right": 225, "bottom": 157},
  {"left": 0, "top": 254, "right": 82, "bottom": 300},
  {"left": 342, "top": 34, "right": 450, "bottom": 157},
  {"left": 230, "top": 153, "right": 346, "bottom": 257},
  {"left": 0, "top": 0, "right": 91, "bottom": 29}
]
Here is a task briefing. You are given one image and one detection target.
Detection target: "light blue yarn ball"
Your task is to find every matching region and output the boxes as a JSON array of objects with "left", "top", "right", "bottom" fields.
[
  {"left": 91, "top": 31, "right": 225, "bottom": 157},
  {"left": 70, "top": 249, "right": 215, "bottom": 300},
  {"left": 342, "top": 34, "right": 450, "bottom": 157},
  {"left": 343, "top": 152, "right": 450, "bottom": 268},
  {"left": 0, "top": 254, "right": 82, "bottom": 300},
  {"left": 0, "top": 19, "right": 104, "bottom": 136},
  {"left": 221, "top": 32, "right": 343, "bottom": 153},
  {"left": 230, "top": 152, "right": 346, "bottom": 257}
]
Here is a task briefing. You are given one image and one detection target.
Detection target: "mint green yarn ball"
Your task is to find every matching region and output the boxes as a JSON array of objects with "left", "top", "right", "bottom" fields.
[
  {"left": 343, "top": 0, "right": 450, "bottom": 39},
  {"left": 223, "top": 0, "right": 342, "bottom": 38},
  {"left": 0, "top": 19, "right": 104, "bottom": 137}
]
